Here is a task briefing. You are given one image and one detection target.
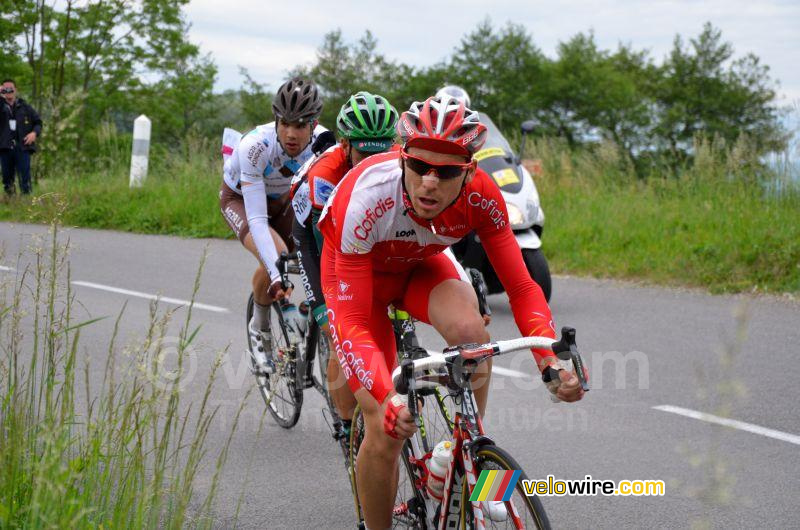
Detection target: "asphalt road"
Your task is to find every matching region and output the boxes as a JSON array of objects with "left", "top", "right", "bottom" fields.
[{"left": 2, "top": 221, "right": 798, "bottom": 529}]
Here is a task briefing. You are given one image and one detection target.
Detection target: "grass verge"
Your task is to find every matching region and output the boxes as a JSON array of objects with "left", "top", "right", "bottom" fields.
[
  {"left": 532, "top": 138, "right": 799, "bottom": 294},
  {"left": 0, "top": 222, "right": 244, "bottom": 527}
]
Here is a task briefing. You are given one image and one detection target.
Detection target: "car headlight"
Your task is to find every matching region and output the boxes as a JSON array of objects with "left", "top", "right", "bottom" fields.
[{"left": 507, "top": 203, "right": 525, "bottom": 227}]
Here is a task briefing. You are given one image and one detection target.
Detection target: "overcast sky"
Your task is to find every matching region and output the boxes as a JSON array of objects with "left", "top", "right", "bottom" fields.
[{"left": 185, "top": 0, "right": 800, "bottom": 107}]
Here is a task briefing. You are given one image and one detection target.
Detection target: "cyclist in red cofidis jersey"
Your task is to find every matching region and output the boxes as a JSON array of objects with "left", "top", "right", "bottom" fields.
[{"left": 318, "top": 95, "right": 585, "bottom": 529}]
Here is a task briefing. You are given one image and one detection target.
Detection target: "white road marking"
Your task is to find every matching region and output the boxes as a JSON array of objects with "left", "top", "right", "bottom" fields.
[
  {"left": 71, "top": 280, "right": 230, "bottom": 314},
  {"left": 653, "top": 405, "right": 800, "bottom": 446},
  {"left": 491, "top": 366, "right": 529, "bottom": 379},
  {"left": 0, "top": 265, "right": 14, "bottom": 272}
]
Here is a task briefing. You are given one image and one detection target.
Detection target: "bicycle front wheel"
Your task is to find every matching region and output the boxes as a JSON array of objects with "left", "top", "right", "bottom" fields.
[
  {"left": 461, "top": 444, "right": 550, "bottom": 530},
  {"left": 247, "top": 294, "right": 303, "bottom": 428}
]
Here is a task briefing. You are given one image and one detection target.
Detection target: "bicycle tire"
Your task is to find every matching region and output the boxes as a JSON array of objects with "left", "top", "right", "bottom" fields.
[
  {"left": 386, "top": 388, "right": 455, "bottom": 529},
  {"left": 246, "top": 293, "right": 303, "bottom": 428},
  {"left": 392, "top": 440, "right": 428, "bottom": 529},
  {"left": 349, "top": 406, "right": 366, "bottom": 527},
  {"left": 461, "top": 444, "right": 550, "bottom": 530},
  {"left": 314, "top": 326, "right": 331, "bottom": 398}
]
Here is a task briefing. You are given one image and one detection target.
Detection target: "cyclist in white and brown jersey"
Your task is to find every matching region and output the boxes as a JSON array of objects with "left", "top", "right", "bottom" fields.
[{"left": 219, "top": 77, "right": 327, "bottom": 373}]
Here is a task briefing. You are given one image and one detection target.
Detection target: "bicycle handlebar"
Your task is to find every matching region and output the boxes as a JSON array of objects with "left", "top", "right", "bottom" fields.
[{"left": 392, "top": 326, "right": 590, "bottom": 395}]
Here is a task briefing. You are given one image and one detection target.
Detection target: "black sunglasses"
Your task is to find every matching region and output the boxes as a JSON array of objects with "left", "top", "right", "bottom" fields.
[
  {"left": 401, "top": 151, "right": 473, "bottom": 180},
  {"left": 0, "top": 88, "right": 14, "bottom": 94}
]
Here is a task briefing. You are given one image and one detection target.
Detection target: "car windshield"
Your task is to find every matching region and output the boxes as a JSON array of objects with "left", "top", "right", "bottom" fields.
[{"left": 478, "top": 112, "right": 514, "bottom": 156}]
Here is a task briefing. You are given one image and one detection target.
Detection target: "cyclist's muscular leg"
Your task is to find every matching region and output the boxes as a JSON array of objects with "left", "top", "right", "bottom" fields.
[
  {"left": 400, "top": 252, "right": 492, "bottom": 415},
  {"left": 354, "top": 388, "right": 403, "bottom": 530},
  {"left": 428, "top": 278, "right": 492, "bottom": 416}
]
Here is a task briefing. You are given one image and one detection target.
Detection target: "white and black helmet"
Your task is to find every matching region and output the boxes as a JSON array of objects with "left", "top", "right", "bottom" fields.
[
  {"left": 272, "top": 78, "right": 323, "bottom": 124},
  {"left": 435, "top": 85, "right": 471, "bottom": 108}
]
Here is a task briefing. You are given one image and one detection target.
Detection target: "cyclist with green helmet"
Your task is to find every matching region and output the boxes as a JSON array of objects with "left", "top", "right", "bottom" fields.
[{"left": 290, "top": 90, "right": 399, "bottom": 428}]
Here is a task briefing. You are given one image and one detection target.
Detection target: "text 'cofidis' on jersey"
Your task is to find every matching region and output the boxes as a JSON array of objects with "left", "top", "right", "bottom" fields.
[{"left": 353, "top": 197, "right": 396, "bottom": 241}]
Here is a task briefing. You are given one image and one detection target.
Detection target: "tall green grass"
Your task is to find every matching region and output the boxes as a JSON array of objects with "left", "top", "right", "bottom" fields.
[
  {"left": 0, "top": 224, "right": 245, "bottom": 527},
  {"left": 529, "top": 138, "right": 800, "bottom": 293}
]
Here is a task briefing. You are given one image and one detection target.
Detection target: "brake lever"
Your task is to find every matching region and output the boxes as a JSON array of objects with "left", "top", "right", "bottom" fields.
[
  {"left": 397, "top": 359, "right": 421, "bottom": 426},
  {"left": 409, "top": 381, "right": 422, "bottom": 429},
  {"left": 551, "top": 327, "right": 589, "bottom": 391},
  {"left": 567, "top": 344, "right": 590, "bottom": 391},
  {"left": 277, "top": 251, "right": 293, "bottom": 292},
  {"left": 543, "top": 327, "right": 590, "bottom": 395},
  {"left": 467, "top": 268, "right": 491, "bottom": 318}
]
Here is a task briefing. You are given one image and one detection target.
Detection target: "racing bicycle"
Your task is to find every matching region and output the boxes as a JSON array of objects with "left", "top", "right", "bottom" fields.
[
  {"left": 355, "top": 327, "right": 589, "bottom": 529},
  {"left": 245, "top": 252, "right": 321, "bottom": 428}
]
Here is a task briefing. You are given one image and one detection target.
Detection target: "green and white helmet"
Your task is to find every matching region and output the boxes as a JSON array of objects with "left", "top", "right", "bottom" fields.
[{"left": 336, "top": 91, "right": 398, "bottom": 152}]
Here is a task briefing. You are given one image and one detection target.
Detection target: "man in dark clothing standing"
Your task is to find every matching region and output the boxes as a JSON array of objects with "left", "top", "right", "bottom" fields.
[{"left": 1, "top": 79, "right": 43, "bottom": 196}]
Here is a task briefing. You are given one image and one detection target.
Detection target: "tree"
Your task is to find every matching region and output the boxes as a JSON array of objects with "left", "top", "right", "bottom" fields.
[
  {"left": 3, "top": 0, "right": 218, "bottom": 170},
  {"left": 653, "top": 23, "right": 785, "bottom": 168},
  {"left": 447, "top": 20, "right": 547, "bottom": 132},
  {"left": 237, "top": 68, "right": 272, "bottom": 128},
  {"left": 137, "top": 0, "right": 217, "bottom": 141},
  {"left": 291, "top": 30, "right": 408, "bottom": 128},
  {"left": 292, "top": 29, "right": 449, "bottom": 130}
]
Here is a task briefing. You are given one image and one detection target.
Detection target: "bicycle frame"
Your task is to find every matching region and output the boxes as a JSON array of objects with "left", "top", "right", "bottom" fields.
[
  {"left": 401, "top": 374, "right": 527, "bottom": 530},
  {"left": 395, "top": 328, "right": 589, "bottom": 529}
]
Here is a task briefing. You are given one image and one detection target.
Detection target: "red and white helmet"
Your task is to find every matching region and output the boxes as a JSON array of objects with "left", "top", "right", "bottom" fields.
[{"left": 397, "top": 95, "right": 487, "bottom": 157}]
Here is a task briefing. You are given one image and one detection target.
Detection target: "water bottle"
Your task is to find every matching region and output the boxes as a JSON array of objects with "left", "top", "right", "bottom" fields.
[{"left": 426, "top": 440, "right": 453, "bottom": 502}]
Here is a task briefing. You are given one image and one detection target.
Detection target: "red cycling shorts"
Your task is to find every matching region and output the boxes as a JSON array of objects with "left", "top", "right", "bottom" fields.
[{"left": 321, "top": 242, "right": 468, "bottom": 398}]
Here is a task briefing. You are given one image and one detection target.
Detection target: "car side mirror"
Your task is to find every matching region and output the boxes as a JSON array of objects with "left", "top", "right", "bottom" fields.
[
  {"left": 519, "top": 120, "right": 537, "bottom": 161},
  {"left": 521, "top": 120, "right": 536, "bottom": 135}
]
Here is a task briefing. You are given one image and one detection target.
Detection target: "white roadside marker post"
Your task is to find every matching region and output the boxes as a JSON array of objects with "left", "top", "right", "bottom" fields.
[{"left": 130, "top": 114, "right": 151, "bottom": 188}]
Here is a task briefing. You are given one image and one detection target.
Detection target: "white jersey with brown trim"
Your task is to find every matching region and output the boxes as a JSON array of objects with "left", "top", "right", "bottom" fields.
[{"left": 223, "top": 122, "right": 327, "bottom": 198}]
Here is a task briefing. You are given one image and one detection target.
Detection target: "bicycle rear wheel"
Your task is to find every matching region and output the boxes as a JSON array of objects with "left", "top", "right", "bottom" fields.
[
  {"left": 391, "top": 440, "right": 428, "bottom": 529},
  {"left": 461, "top": 444, "right": 550, "bottom": 529},
  {"left": 348, "top": 406, "right": 366, "bottom": 527},
  {"left": 389, "top": 389, "right": 454, "bottom": 529},
  {"left": 246, "top": 293, "right": 303, "bottom": 428}
]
